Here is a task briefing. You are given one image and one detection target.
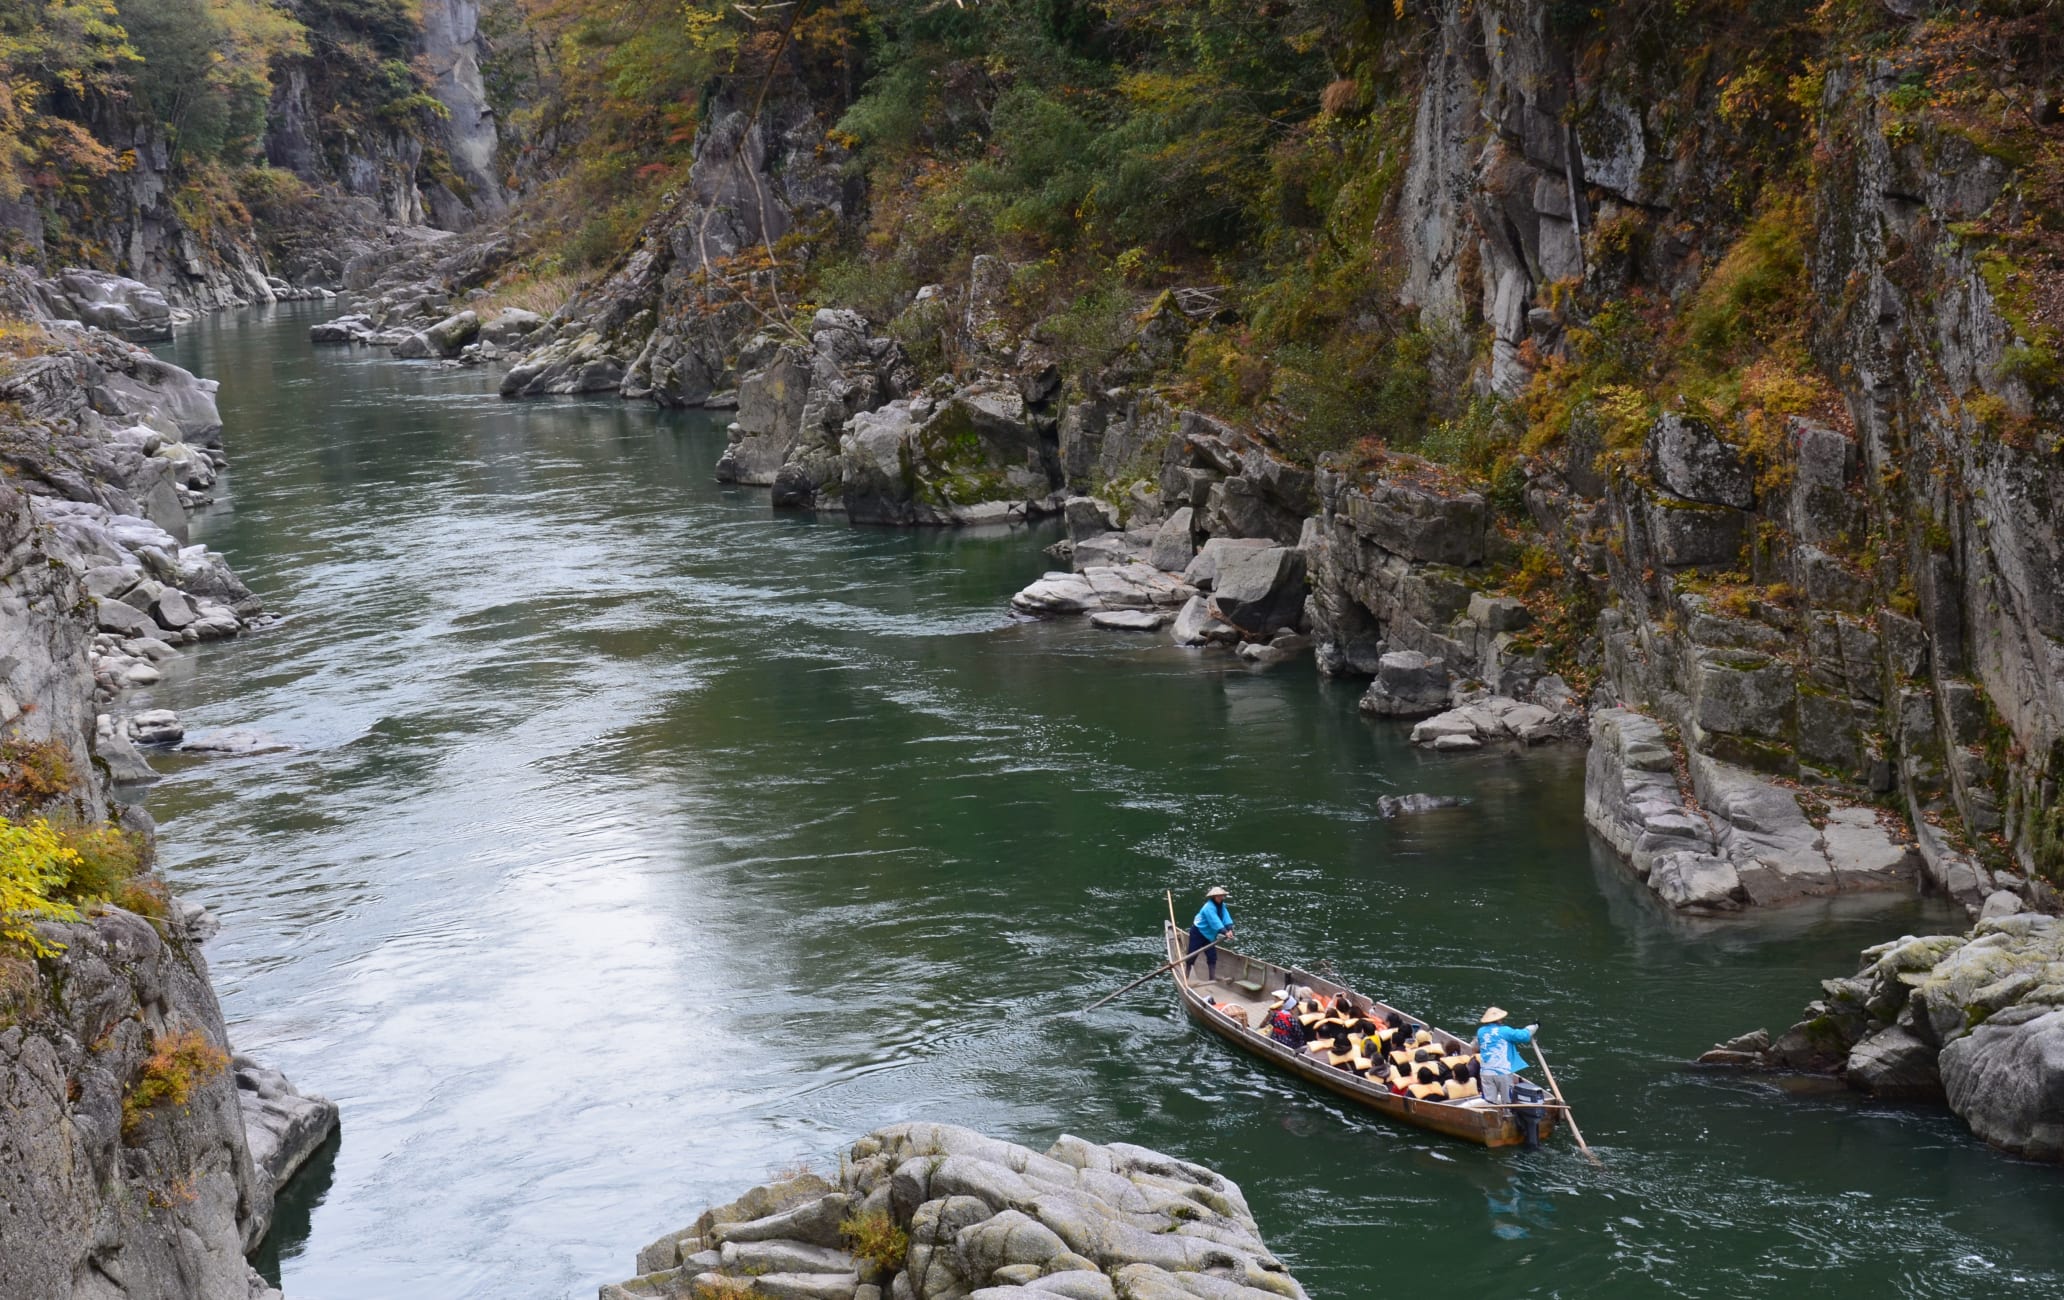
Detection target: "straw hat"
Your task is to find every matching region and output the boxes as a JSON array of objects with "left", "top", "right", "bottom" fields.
[
  {"left": 1480, "top": 1006, "right": 1508, "bottom": 1024},
  {"left": 1206, "top": 885, "right": 1228, "bottom": 898}
]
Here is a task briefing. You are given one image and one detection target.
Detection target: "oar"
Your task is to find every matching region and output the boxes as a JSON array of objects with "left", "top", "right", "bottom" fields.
[
  {"left": 1080, "top": 939, "right": 1222, "bottom": 1014},
  {"left": 1532, "top": 1040, "right": 1601, "bottom": 1167}
]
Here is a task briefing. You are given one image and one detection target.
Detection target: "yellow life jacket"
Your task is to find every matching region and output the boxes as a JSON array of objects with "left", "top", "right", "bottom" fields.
[
  {"left": 1445, "top": 1077, "right": 1481, "bottom": 1101},
  {"left": 1408, "top": 1081, "right": 1447, "bottom": 1101}
]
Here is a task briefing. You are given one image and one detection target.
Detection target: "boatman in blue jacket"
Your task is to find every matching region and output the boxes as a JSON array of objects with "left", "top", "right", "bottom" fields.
[
  {"left": 1475, "top": 1006, "right": 1539, "bottom": 1105},
  {"left": 1185, "top": 886, "right": 1235, "bottom": 981}
]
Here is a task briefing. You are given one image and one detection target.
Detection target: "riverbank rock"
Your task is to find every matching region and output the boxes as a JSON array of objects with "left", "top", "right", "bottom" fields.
[
  {"left": 1409, "top": 690, "right": 1576, "bottom": 751},
  {"left": 234, "top": 1056, "right": 341, "bottom": 1242},
  {"left": 1356, "top": 651, "right": 1452, "bottom": 719},
  {"left": 606, "top": 1124, "right": 1308, "bottom": 1300},
  {"left": 0, "top": 908, "right": 288, "bottom": 1300},
  {"left": 48, "top": 269, "right": 176, "bottom": 342},
  {"left": 1700, "top": 913, "right": 2064, "bottom": 1160},
  {"left": 1585, "top": 706, "right": 1921, "bottom": 912}
]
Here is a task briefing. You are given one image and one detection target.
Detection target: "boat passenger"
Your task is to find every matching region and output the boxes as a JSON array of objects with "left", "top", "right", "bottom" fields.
[
  {"left": 1264, "top": 989, "right": 1309, "bottom": 1048},
  {"left": 1474, "top": 1006, "right": 1539, "bottom": 1105},
  {"left": 1185, "top": 886, "right": 1236, "bottom": 981}
]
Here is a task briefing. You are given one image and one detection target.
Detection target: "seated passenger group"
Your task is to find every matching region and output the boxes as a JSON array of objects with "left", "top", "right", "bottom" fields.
[{"left": 1215, "top": 985, "right": 1481, "bottom": 1101}]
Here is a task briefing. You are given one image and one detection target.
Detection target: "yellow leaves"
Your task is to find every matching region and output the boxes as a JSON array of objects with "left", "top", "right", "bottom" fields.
[
  {"left": 1592, "top": 383, "right": 1654, "bottom": 452},
  {"left": 0, "top": 816, "right": 84, "bottom": 959}
]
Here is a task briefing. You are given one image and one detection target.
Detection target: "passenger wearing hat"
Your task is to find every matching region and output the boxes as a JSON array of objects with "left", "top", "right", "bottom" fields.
[
  {"left": 1184, "top": 886, "right": 1236, "bottom": 981},
  {"left": 1263, "top": 987, "right": 1308, "bottom": 1048},
  {"left": 1473, "top": 1007, "right": 1539, "bottom": 1105}
]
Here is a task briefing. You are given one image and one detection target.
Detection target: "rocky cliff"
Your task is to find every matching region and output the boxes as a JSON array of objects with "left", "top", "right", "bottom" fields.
[
  {"left": 1, "top": 271, "right": 337, "bottom": 1296},
  {"left": 1, "top": 0, "right": 510, "bottom": 306}
]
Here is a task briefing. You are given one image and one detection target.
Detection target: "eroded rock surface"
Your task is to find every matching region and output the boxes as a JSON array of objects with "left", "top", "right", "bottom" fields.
[{"left": 606, "top": 1124, "right": 1307, "bottom": 1300}]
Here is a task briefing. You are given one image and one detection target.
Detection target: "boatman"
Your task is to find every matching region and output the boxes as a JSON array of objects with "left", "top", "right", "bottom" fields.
[
  {"left": 1184, "top": 886, "right": 1235, "bottom": 981},
  {"left": 1474, "top": 1007, "right": 1539, "bottom": 1105}
]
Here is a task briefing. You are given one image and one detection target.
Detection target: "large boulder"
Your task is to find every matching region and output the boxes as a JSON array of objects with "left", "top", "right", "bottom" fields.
[
  {"left": 609, "top": 1125, "right": 1309, "bottom": 1300},
  {"left": 1844, "top": 1026, "right": 1943, "bottom": 1100},
  {"left": 233, "top": 1057, "right": 340, "bottom": 1245},
  {"left": 1940, "top": 1007, "right": 2064, "bottom": 1160},
  {"left": 1357, "top": 651, "right": 1451, "bottom": 718},
  {"left": 53, "top": 269, "right": 174, "bottom": 341},
  {"left": 1208, "top": 547, "right": 1306, "bottom": 635},
  {"left": 1648, "top": 412, "right": 1754, "bottom": 509},
  {"left": 719, "top": 342, "right": 812, "bottom": 485}
]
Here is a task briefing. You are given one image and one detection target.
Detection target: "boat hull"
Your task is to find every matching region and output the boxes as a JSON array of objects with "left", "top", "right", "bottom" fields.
[{"left": 1163, "top": 922, "right": 1557, "bottom": 1150}]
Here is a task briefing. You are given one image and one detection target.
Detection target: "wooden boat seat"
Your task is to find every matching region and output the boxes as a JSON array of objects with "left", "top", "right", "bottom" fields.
[{"left": 1230, "top": 960, "right": 1267, "bottom": 997}]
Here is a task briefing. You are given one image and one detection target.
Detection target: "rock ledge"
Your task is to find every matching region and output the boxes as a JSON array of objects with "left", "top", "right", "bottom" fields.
[{"left": 606, "top": 1123, "right": 1308, "bottom": 1300}]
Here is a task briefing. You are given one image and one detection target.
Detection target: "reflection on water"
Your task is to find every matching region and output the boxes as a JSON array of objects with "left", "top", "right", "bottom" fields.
[{"left": 146, "top": 306, "right": 2064, "bottom": 1300}]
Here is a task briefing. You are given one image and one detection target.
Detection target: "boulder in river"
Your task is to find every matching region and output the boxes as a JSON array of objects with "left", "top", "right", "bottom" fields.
[
  {"left": 1376, "top": 792, "right": 1471, "bottom": 819},
  {"left": 1357, "top": 651, "right": 1451, "bottom": 719},
  {"left": 1701, "top": 912, "right": 2064, "bottom": 1161},
  {"left": 608, "top": 1123, "right": 1309, "bottom": 1300}
]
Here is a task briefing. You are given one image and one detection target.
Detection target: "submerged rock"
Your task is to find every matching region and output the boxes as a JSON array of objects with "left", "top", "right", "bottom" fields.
[
  {"left": 1376, "top": 793, "right": 1471, "bottom": 819},
  {"left": 607, "top": 1123, "right": 1308, "bottom": 1300}
]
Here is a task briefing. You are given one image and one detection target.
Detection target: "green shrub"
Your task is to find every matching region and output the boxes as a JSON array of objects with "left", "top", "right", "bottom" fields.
[{"left": 841, "top": 1211, "right": 909, "bottom": 1275}]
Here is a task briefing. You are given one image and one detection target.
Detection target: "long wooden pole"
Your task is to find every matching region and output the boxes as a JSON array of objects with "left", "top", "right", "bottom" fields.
[
  {"left": 1532, "top": 1041, "right": 1600, "bottom": 1166},
  {"left": 1079, "top": 941, "right": 1222, "bottom": 1014}
]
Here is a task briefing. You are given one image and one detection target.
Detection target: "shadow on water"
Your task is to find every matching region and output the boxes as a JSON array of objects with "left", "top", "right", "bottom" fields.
[
  {"left": 252, "top": 1127, "right": 340, "bottom": 1288},
  {"left": 143, "top": 304, "right": 2064, "bottom": 1300}
]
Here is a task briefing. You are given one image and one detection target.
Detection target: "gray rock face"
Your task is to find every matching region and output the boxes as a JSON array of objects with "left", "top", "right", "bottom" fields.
[
  {"left": 1586, "top": 706, "right": 1918, "bottom": 911},
  {"left": 0, "top": 911, "right": 279, "bottom": 1300},
  {"left": 52, "top": 269, "right": 175, "bottom": 342},
  {"left": 422, "top": 309, "right": 481, "bottom": 356},
  {"left": 1146, "top": 508, "right": 1196, "bottom": 573},
  {"left": 1940, "top": 1007, "right": 2064, "bottom": 1160},
  {"left": 1648, "top": 413, "right": 1754, "bottom": 509},
  {"left": 1844, "top": 1026, "right": 1943, "bottom": 1101},
  {"left": 1708, "top": 915, "right": 2064, "bottom": 1160},
  {"left": 612, "top": 1124, "right": 1308, "bottom": 1300},
  {"left": 719, "top": 342, "right": 813, "bottom": 485}
]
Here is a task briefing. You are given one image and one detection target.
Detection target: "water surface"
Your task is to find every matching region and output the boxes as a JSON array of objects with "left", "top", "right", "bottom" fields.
[{"left": 149, "top": 306, "right": 2064, "bottom": 1299}]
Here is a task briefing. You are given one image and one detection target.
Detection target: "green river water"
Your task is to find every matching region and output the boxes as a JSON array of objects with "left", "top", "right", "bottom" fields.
[{"left": 147, "top": 305, "right": 2062, "bottom": 1299}]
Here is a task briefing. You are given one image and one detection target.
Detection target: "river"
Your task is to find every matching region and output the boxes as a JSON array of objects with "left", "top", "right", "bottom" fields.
[{"left": 147, "top": 305, "right": 2064, "bottom": 1299}]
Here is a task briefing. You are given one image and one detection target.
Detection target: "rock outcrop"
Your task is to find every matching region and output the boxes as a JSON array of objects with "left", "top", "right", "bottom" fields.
[
  {"left": 1585, "top": 709, "right": 1920, "bottom": 912},
  {"left": 2, "top": 273, "right": 336, "bottom": 1295},
  {"left": 0, "top": 910, "right": 281, "bottom": 1300},
  {"left": 607, "top": 1123, "right": 1308, "bottom": 1300},
  {"left": 1702, "top": 913, "right": 2064, "bottom": 1161},
  {"left": 500, "top": 81, "right": 851, "bottom": 404}
]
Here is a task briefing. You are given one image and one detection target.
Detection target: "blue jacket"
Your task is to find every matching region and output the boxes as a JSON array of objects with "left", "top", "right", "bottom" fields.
[
  {"left": 1192, "top": 900, "right": 1234, "bottom": 942},
  {"left": 1475, "top": 1023, "right": 1534, "bottom": 1075}
]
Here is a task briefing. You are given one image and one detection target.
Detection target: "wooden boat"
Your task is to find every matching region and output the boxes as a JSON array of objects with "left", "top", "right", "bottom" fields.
[{"left": 1162, "top": 919, "right": 1561, "bottom": 1149}]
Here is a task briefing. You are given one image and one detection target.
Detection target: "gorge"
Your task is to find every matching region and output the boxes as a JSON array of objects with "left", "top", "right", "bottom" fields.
[{"left": 4, "top": 0, "right": 2064, "bottom": 1296}]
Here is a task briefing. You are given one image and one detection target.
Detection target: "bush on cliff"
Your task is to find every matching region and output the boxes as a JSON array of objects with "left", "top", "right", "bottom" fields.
[
  {"left": 0, "top": 815, "right": 86, "bottom": 957},
  {"left": 120, "top": 1028, "right": 231, "bottom": 1136}
]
